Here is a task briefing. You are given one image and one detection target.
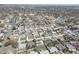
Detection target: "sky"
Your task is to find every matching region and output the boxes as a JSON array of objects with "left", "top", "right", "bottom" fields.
[{"left": 0, "top": 0, "right": 79, "bottom": 4}]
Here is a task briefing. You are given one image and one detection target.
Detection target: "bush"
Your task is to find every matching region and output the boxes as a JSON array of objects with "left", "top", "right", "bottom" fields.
[
  {"left": 0, "top": 45, "right": 2, "bottom": 47},
  {"left": 4, "top": 40, "right": 18, "bottom": 48},
  {"left": 0, "top": 23, "right": 4, "bottom": 28},
  {"left": 9, "top": 40, "right": 18, "bottom": 48},
  {"left": 0, "top": 39, "right": 3, "bottom": 42},
  {"left": 4, "top": 41, "right": 10, "bottom": 47}
]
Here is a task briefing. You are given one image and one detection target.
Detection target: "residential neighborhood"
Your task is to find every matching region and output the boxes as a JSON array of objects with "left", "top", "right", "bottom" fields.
[{"left": 0, "top": 5, "right": 79, "bottom": 54}]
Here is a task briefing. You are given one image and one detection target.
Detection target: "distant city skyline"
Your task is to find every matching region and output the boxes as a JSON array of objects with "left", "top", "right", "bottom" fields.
[{"left": 1, "top": 4, "right": 79, "bottom": 9}]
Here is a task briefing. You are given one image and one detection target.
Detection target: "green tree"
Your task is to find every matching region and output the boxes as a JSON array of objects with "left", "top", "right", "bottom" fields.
[{"left": 4, "top": 40, "right": 18, "bottom": 48}]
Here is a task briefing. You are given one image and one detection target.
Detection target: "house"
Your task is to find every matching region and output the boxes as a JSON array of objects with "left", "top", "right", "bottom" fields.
[
  {"left": 0, "top": 33, "right": 4, "bottom": 38},
  {"left": 43, "top": 39, "right": 52, "bottom": 46},
  {"left": 32, "top": 31, "right": 39, "bottom": 37},
  {"left": 70, "top": 41, "right": 79, "bottom": 51},
  {"left": 53, "top": 34, "right": 64, "bottom": 41},
  {"left": 36, "top": 40, "right": 44, "bottom": 46},
  {"left": 26, "top": 41, "right": 36, "bottom": 49},
  {"left": 65, "top": 42, "right": 77, "bottom": 52},
  {"left": 18, "top": 34, "right": 27, "bottom": 49},
  {"left": 30, "top": 51, "right": 38, "bottom": 54},
  {"left": 48, "top": 47, "right": 59, "bottom": 53},
  {"left": 18, "top": 26, "right": 25, "bottom": 34},
  {"left": 18, "top": 43, "right": 26, "bottom": 49},
  {"left": 64, "top": 30, "right": 78, "bottom": 40},
  {"left": 26, "top": 31, "right": 33, "bottom": 40},
  {"left": 56, "top": 44, "right": 66, "bottom": 51},
  {"left": 40, "top": 50, "right": 49, "bottom": 54},
  {"left": 51, "top": 37, "right": 57, "bottom": 41}
]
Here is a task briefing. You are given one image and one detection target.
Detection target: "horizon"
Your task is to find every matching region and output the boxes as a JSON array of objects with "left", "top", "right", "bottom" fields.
[{"left": 1, "top": 4, "right": 79, "bottom": 6}]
